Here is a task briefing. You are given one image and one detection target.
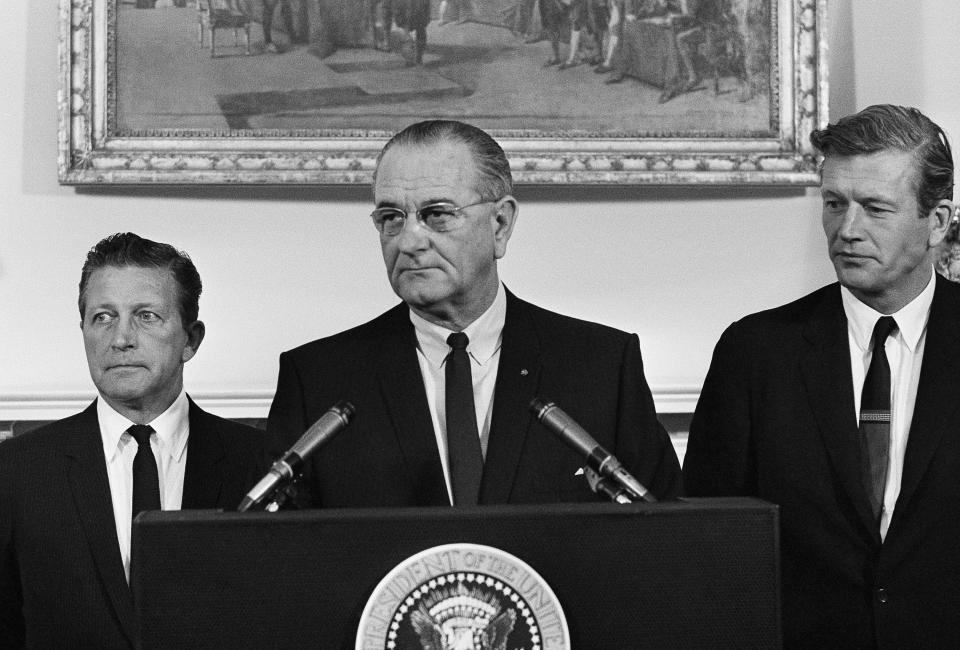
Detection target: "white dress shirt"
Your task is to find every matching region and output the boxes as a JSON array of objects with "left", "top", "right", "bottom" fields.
[
  {"left": 410, "top": 283, "right": 507, "bottom": 505},
  {"left": 841, "top": 271, "right": 935, "bottom": 541},
  {"left": 97, "top": 390, "right": 190, "bottom": 582}
]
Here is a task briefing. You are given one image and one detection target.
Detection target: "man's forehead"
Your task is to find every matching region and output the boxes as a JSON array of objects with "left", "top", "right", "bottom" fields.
[
  {"left": 374, "top": 141, "right": 480, "bottom": 200},
  {"left": 90, "top": 264, "right": 171, "bottom": 282},
  {"left": 820, "top": 150, "right": 918, "bottom": 191},
  {"left": 84, "top": 265, "right": 175, "bottom": 301}
]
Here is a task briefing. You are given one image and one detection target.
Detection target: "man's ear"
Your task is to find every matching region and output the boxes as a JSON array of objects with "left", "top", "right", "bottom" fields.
[
  {"left": 492, "top": 195, "right": 518, "bottom": 259},
  {"left": 927, "top": 200, "right": 955, "bottom": 248},
  {"left": 181, "top": 320, "right": 206, "bottom": 363}
]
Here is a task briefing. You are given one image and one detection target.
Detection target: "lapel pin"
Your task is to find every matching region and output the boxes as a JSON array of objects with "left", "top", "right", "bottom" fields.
[{"left": 520, "top": 369, "right": 528, "bottom": 376}]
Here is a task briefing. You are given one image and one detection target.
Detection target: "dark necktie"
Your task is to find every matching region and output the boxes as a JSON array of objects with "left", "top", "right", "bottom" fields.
[
  {"left": 129, "top": 424, "right": 161, "bottom": 521},
  {"left": 445, "top": 332, "right": 483, "bottom": 506},
  {"left": 859, "top": 316, "right": 898, "bottom": 525}
]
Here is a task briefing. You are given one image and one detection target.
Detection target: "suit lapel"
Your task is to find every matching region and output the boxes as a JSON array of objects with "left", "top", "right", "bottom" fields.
[
  {"left": 798, "top": 287, "right": 880, "bottom": 541},
  {"left": 480, "top": 291, "right": 543, "bottom": 504},
  {"left": 376, "top": 305, "right": 449, "bottom": 505},
  {"left": 64, "top": 401, "right": 138, "bottom": 647},
  {"left": 894, "top": 275, "right": 960, "bottom": 525},
  {"left": 181, "top": 398, "right": 226, "bottom": 509}
]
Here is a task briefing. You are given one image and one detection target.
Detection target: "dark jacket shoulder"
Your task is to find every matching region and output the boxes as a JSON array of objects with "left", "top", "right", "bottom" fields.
[
  {"left": 0, "top": 401, "right": 264, "bottom": 463},
  {"left": 730, "top": 282, "right": 839, "bottom": 331},
  {"left": 186, "top": 399, "right": 266, "bottom": 474},
  {"left": 507, "top": 292, "right": 635, "bottom": 349},
  {"left": 716, "top": 282, "right": 841, "bottom": 349},
  {"left": 0, "top": 407, "right": 96, "bottom": 461},
  {"left": 189, "top": 400, "right": 263, "bottom": 442},
  {"left": 281, "top": 302, "right": 409, "bottom": 363}
]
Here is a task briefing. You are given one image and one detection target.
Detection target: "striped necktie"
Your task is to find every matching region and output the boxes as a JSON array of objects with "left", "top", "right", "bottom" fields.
[{"left": 858, "top": 316, "right": 898, "bottom": 526}]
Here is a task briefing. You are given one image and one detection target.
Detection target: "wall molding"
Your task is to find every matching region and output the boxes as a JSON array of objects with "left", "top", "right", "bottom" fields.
[
  {"left": 0, "top": 386, "right": 701, "bottom": 422},
  {"left": 0, "top": 390, "right": 271, "bottom": 422}
]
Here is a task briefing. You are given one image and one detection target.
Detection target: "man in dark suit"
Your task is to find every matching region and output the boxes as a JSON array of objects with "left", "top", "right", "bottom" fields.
[
  {"left": 0, "top": 233, "right": 265, "bottom": 649},
  {"left": 267, "top": 119, "right": 680, "bottom": 508},
  {"left": 683, "top": 105, "right": 958, "bottom": 648}
]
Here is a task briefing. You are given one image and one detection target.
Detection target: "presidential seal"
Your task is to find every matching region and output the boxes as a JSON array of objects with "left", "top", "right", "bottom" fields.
[{"left": 357, "top": 543, "right": 570, "bottom": 650}]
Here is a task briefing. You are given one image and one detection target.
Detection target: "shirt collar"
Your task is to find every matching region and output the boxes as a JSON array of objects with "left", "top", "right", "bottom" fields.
[
  {"left": 840, "top": 270, "right": 936, "bottom": 353},
  {"left": 410, "top": 282, "right": 507, "bottom": 368},
  {"left": 98, "top": 390, "right": 191, "bottom": 463}
]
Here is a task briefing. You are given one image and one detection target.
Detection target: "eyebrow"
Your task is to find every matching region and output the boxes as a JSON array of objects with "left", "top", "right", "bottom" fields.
[
  {"left": 86, "top": 300, "right": 162, "bottom": 312},
  {"left": 854, "top": 192, "right": 897, "bottom": 206},
  {"left": 820, "top": 187, "right": 896, "bottom": 206},
  {"left": 375, "top": 197, "right": 457, "bottom": 209}
]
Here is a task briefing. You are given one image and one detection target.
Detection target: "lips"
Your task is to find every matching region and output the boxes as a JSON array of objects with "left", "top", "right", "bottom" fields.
[{"left": 835, "top": 251, "right": 872, "bottom": 261}]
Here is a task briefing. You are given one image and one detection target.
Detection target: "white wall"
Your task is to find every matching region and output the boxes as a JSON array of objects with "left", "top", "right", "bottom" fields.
[{"left": 1, "top": 1, "right": 958, "bottom": 420}]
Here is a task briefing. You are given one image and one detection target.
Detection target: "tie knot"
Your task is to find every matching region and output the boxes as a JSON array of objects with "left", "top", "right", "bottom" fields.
[
  {"left": 447, "top": 332, "right": 470, "bottom": 351},
  {"left": 872, "top": 316, "right": 898, "bottom": 347},
  {"left": 127, "top": 424, "right": 155, "bottom": 447}
]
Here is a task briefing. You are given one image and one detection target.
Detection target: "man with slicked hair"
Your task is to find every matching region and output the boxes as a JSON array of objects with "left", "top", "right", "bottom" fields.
[
  {"left": 684, "top": 105, "right": 959, "bottom": 647},
  {"left": 267, "top": 119, "right": 681, "bottom": 510},
  {"left": 0, "top": 233, "right": 265, "bottom": 649}
]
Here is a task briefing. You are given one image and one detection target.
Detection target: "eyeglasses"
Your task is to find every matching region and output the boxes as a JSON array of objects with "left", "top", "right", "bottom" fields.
[{"left": 370, "top": 199, "right": 498, "bottom": 237}]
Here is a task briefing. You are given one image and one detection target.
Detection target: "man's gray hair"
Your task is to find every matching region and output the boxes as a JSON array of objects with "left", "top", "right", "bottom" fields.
[{"left": 374, "top": 120, "right": 513, "bottom": 200}]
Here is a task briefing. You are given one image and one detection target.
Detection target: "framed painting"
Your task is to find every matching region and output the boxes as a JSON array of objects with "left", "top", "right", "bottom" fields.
[{"left": 58, "top": 0, "right": 827, "bottom": 185}]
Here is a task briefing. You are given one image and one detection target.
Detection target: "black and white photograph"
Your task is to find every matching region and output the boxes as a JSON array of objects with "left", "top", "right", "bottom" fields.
[{"left": 5, "top": 0, "right": 960, "bottom": 647}]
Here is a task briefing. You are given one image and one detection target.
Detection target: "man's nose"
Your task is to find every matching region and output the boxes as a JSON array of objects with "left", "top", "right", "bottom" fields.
[
  {"left": 110, "top": 316, "right": 137, "bottom": 349},
  {"left": 394, "top": 213, "right": 430, "bottom": 252},
  {"left": 837, "top": 205, "right": 864, "bottom": 240}
]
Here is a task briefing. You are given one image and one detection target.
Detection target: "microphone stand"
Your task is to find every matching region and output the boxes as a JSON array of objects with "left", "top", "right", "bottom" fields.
[
  {"left": 238, "top": 401, "right": 355, "bottom": 512},
  {"left": 238, "top": 471, "right": 297, "bottom": 512},
  {"left": 261, "top": 479, "right": 300, "bottom": 512},
  {"left": 580, "top": 466, "right": 636, "bottom": 504}
]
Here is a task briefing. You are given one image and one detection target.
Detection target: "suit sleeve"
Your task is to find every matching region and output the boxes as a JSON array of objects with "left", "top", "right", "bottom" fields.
[
  {"left": 265, "top": 351, "right": 309, "bottom": 460},
  {"left": 683, "top": 323, "right": 757, "bottom": 496},
  {"left": 265, "top": 351, "right": 322, "bottom": 507},
  {"left": 617, "top": 333, "right": 683, "bottom": 500},
  {"left": 0, "top": 449, "right": 25, "bottom": 649}
]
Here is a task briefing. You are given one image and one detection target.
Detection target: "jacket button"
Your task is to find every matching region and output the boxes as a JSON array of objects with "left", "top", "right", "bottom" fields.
[{"left": 877, "top": 588, "right": 888, "bottom": 604}]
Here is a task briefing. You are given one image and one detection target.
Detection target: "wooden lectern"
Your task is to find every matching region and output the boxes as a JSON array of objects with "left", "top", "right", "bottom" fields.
[{"left": 133, "top": 498, "right": 780, "bottom": 648}]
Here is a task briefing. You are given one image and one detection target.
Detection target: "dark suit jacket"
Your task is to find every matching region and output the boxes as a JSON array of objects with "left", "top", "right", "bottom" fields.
[
  {"left": 266, "top": 290, "right": 681, "bottom": 507},
  {"left": 683, "top": 275, "right": 960, "bottom": 649},
  {"left": 0, "top": 398, "right": 265, "bottom": 650}
]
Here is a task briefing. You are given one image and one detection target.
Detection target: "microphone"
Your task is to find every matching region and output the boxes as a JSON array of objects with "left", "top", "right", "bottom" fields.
[
  {"left": 529, "top": 398, "right": 657, "bottom": 503},
  {"left": 238, "top": 401, "right": 356, "bottom": 512},
  {"left": 579, "top": 466, "right": 635, "bottom": 504}
]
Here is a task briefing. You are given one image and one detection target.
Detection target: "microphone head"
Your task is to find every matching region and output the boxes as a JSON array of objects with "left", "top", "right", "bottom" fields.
[
  {"left": 332, "top": 400, "right": 356, "bottom": 423},
  {"left": 290, "top": 400, "right": 357, "bottom": 459},
  {"left": 529, "top": 398, "right": 553, "bottom": 420},
  {"left": 529, "top": 398, "right": 597, "bottom": 459}
]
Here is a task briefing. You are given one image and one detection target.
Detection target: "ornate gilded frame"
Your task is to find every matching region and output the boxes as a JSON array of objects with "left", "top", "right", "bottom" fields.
[{"left": 58, "top": 0, "right": 827, "bottom": 185}]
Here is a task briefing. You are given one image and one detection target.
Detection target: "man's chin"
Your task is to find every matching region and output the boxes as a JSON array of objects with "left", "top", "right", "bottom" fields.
[
  {"left": 834, "top": 264, "right": 875, "bottom": 288},
  {"left": 394, "top": 279, "right": 449, "bottom": 308},
  {"left": 836, "top": 272, "right": 885, "bottom": 302},
  {"left": 95, "top": 377, "right": 151, "bottom": 404},
  {"left": 100, "top": 388, "right": 147, "bottom": 404}
]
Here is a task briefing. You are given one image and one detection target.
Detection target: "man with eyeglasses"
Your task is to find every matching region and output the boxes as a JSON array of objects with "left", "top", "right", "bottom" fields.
[{"left": 266, "top": 119, "right": 681, "bottom": 508}]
